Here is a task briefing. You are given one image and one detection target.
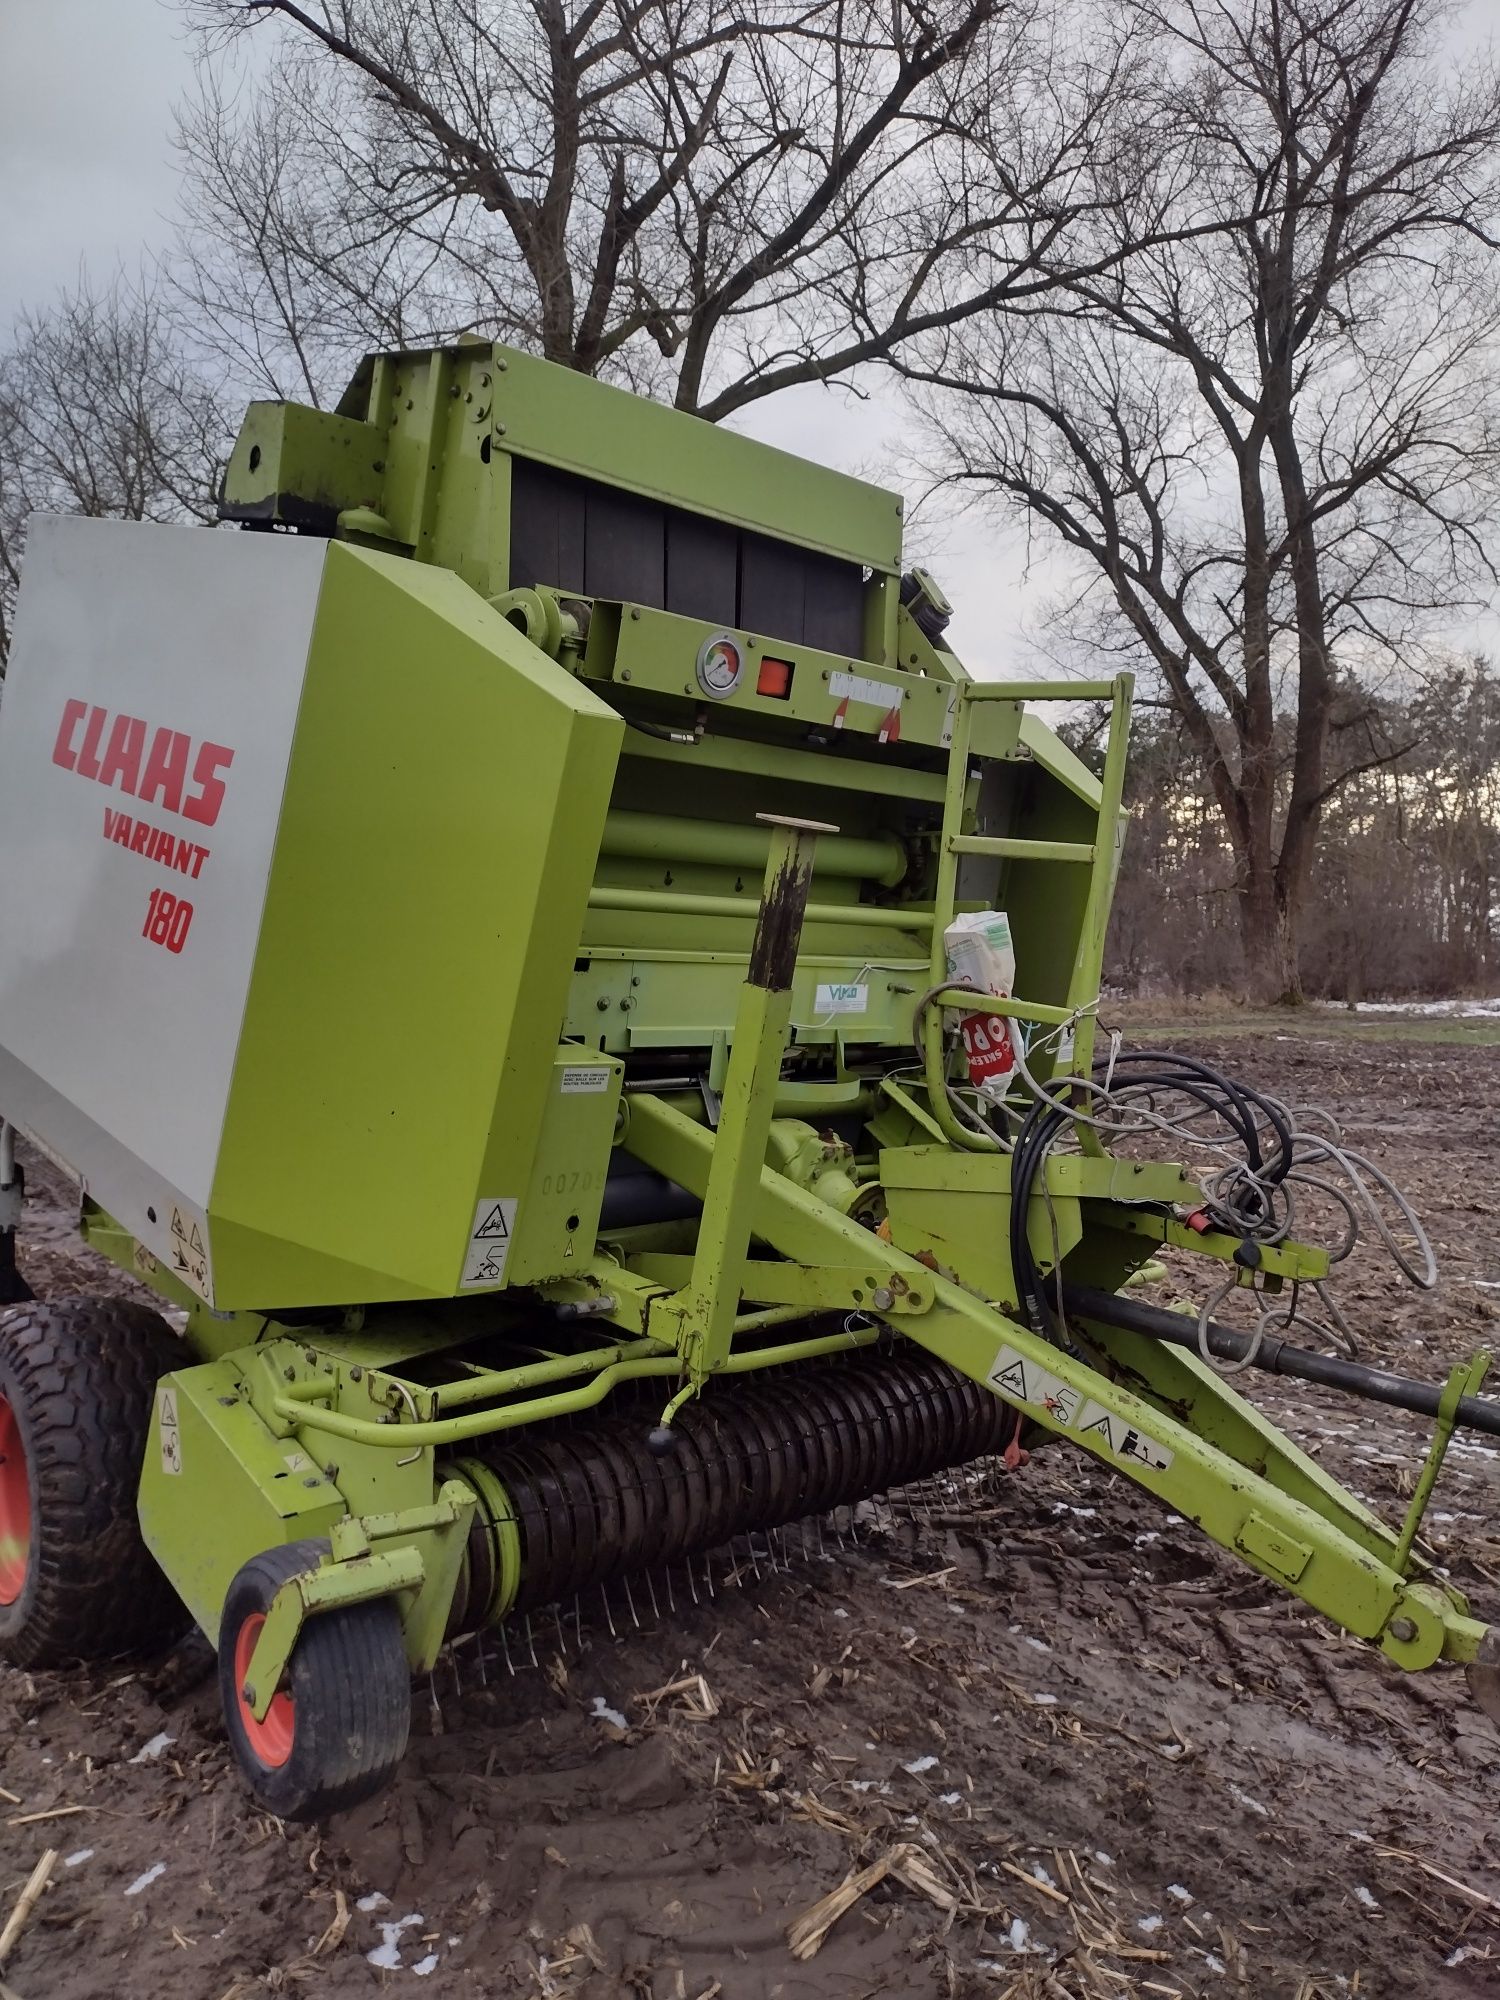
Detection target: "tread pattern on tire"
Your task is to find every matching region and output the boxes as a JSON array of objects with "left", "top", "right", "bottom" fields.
[
  {"left": 219, "top": 1540, "right": 411, "bottom": 1821},
  {"left": 0, "top": 1297, "right": 189, "bottom": 1668}
]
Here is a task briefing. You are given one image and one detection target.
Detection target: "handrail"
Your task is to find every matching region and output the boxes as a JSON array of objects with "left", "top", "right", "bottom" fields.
[
  {"left": 962, "top": 679, "right": 1118, "bottom": 703},
  {"left": 921, "top": 672, "right": 1135, "bottom": 1151}
]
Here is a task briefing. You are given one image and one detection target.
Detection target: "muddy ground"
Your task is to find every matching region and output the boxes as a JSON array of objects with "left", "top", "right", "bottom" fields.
[{"left": 2, "top": 1026, "right": 1499, "bottom": 2000}]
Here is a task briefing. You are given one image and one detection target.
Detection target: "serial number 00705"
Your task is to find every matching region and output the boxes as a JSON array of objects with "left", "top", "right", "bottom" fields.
[{"left": 143, "top": 887, "right": 194, "bottom": 955}]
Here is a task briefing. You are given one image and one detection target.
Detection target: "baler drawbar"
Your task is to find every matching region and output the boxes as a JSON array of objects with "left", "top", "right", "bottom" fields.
[{"left": 0, "top": 336, "right": 1495, "bottom": 1818}]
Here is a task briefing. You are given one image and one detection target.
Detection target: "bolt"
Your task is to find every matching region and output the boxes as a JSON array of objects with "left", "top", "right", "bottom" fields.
[
  {"left": 349, "top": 1364, "right": 362, "bottom": 1381},
  {"left": 1388, "top": 1615, "right": 1418, "bottom": 1644},
  {"left": 242, "top": 1682, "right": 256, "bottom": 1706},
  {"left": 597, "top": 996, "right": 611, "bottom": 1012},
  {"left": 629, "top": 606, "right": 640, "bottom": 620},
  {"left": 872, "top": 1287, "right": 895, "bottom": 1310},
  {"left": 495, "top": 422, "right": 507, "bottom": 435},
  {"left": 620, "top": 668, "right": 632, "bottom": 681}
]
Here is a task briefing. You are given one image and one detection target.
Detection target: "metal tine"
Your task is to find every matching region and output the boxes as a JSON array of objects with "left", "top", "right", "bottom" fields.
[
  {"left": 644, "top": 1570, "right": 661, "bottom": 1620},
  {"left": 474, "top": 1630, "right": 488, "bottom": 1689},
  {"left": 449, "top": 1651, "right": 465, "bottom": 1702},
  {"left": 571, "top": 1592, "right": 585, "bottom": 1649},
  {"left": 623, "top": 1574, "right": 641, "bottom": 1630},
  {"left": 661, "top": 1566, "right": 676, "bottom": 1615},
  {"left": 524, "top": 1611, "right": 540, "bottom": 1669},
  {"left": 499, "top": 1618, "right": 516, "bottom": 1676},
  {"left": 599, "top": 1585, "right": 618, "bottom": 1640},
  {"left": 682, "top": 1556, "right": 699, "bottom": 1606},
  {"left": 745, "top": 1531, "right": 763, "bottom": 1583},
  {"left": 702, "top": 1552, "right": 717, "bottom": 1599},
  {"left": 428, "top": 1673, "right": 443, "bottom": 1728},
  {"left": 553, "top": 1605, "right": 567, "bottom": 1653}
]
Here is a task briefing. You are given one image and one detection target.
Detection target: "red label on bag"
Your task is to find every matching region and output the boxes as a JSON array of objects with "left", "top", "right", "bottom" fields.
[{"left": 960, "top": 1011, "right": 1015, "bottom": 1088}]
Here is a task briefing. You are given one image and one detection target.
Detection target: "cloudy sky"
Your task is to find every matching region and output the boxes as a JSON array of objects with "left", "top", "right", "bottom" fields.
[
  {"left": 0, "top": 0, "right": 1065, "bottom": 677},
  {"left": 2, "top": 0, "right": 1495, "bottom": 677}
]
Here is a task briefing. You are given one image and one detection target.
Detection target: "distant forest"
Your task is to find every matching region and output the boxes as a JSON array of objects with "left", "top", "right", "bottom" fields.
[{"left": 1067, "top": 657, "right": 1500, "bottom": 1001}]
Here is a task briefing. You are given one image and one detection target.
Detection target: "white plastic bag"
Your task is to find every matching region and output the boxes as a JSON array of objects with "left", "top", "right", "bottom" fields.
[{"left": 943, "top": 910, "right": 1017, "bottom": 1100}]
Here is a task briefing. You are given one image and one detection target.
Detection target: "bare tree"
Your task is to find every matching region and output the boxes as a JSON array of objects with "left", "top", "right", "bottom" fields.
[
  {"left": 174, "top": 0, "right": 1197, "bottom": 415},
  {"left": 0, "top": 274, "right": 229, "bottom": 675},
  {"left": 908, "top": 0, "right": 1500, "bottom": 1000},
  {"left": 1085, "top": 656, "right": 1500, "bottom": 1000}
]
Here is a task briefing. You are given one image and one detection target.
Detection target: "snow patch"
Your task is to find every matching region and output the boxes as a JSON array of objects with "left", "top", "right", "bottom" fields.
[
  {"left": 902, "top": 1754, "right": 939, "bottom": 1774},
  {"left": 366, "top": 1913, "right": 424, "bottom": 1970},
  {"left": 123, "top": 1863, "right": 166, "bottom": 1897},
  {"left": 590, "top": 1696, "right": 628, "bottom": 1731},
  {"left": 128, "top": 1732, "right": 174, "bottom": 1764}
]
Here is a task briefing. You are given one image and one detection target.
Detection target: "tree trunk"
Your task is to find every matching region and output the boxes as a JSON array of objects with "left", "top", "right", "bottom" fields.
[{"left": 1238, "top": 851, "right": 1304, "bottom": 1005}]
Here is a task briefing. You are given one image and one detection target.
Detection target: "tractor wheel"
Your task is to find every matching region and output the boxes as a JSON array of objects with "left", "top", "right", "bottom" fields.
[
  {"left": 0, "top": 1296, "right": 189, "bottom": 1667},
  {"left": 218, "top": 1541, "right": 411, "bottom": 1821}
]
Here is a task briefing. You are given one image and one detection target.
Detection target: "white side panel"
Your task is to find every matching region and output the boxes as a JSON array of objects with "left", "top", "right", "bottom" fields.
[{"left": 0, "top": 516, "right": 325, "bottom": 1220}]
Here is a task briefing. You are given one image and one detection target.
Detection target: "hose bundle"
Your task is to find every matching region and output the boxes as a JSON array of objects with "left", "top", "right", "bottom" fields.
[{"left": 915, "top": 993, "right": 1437, "bottom": 1376}]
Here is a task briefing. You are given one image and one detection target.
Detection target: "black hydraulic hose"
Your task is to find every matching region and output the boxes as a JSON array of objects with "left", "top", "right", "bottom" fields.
[{"left": 1062, "top": 1282, "right": 1500, "bottom": 1442}]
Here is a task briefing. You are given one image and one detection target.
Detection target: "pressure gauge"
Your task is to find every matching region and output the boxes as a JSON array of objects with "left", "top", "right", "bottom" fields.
[{"left": 695, "top": 630, "right": 745, "bottom": 700}]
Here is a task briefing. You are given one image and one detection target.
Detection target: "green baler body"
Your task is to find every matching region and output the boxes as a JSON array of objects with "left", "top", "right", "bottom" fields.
[{"left": 0, "top": 337, "right": 1485, "bottom": 1723}]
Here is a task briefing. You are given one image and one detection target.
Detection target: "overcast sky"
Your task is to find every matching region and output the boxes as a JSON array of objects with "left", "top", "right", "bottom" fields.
[{"left": 1, "top": 0, "right": 1495, "bottom": 678}]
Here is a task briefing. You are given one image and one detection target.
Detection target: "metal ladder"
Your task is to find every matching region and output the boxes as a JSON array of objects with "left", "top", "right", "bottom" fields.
[{"left": 922, "top": 673, "right": 1134, "bottom": 1148}]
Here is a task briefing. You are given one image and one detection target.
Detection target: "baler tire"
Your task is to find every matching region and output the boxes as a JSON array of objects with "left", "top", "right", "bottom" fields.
[
  {"left": 218, "top": 1541, "right": 411, "bottom": 1822},
  {"left": 0, "top": 1296, "right": 190, "bottom": 1667}
]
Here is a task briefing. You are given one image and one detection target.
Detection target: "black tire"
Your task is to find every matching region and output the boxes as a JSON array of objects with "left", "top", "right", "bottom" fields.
[
  {"left": 218, "top": 1540, "right": 411, "bottom": 1821},
  {"left": 0, "top": 1296, "right": 189, "bottom": 1667}
]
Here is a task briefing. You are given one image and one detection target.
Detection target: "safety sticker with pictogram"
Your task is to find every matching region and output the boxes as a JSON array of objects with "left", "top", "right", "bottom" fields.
[
  {"left": 459, "top": 1197, "right": 519, "bottom": 1290},
  {"left": 158, "top": 1384, "right": 182, "bottom": 1476}
]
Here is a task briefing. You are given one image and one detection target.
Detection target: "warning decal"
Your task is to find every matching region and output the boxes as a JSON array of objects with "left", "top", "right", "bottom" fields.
[
  {"left": 166, "top": 1203, "right": 210, "bottom": 1298},
  {"left": 158, "top": 1385, "right": 182, "bottom": 1476},
  {"left": 989, "top": 1345, "right": 1174, "bottom": 1473},
  {"left": 988, "top": 1345, "right": 1080, "bottom": 1428},
  {"left": 561, "top": 1066, "right": 611, "bottom": 1095},
  {"left": 459, "top": 1197, "right": 519, "bottom": 1290}
]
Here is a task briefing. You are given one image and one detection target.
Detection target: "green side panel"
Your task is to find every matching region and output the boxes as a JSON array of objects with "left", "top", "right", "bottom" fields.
[
  {"left": 208, "top": 542, "right": 623, "bottom": 1307},
  {"left": 1003, "top": 734, "right": 1106, "bottom": 1011},
  {"left": 488, "top": 346, "right": 903, "bottom": 574},
  {"left": 138, "top": 1362, "right": 345, "bottom": 1643}
]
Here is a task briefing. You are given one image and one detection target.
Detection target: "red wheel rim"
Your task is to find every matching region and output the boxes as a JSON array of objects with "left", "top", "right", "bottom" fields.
[
  {"left": 0, "top": 1394, "right": 29, "bottom": 1606},
  {"left": 233, "top": 1612, "right": 296, "bottom": 1768}
]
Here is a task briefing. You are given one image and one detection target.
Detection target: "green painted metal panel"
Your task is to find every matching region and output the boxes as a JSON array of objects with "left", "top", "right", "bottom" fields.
[
  {"left": 137, "top": 1360, "right": 345, "bottom": 1642},
  {"left": 208, "top": 542, "right": 623, "bottom": 1306}
]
